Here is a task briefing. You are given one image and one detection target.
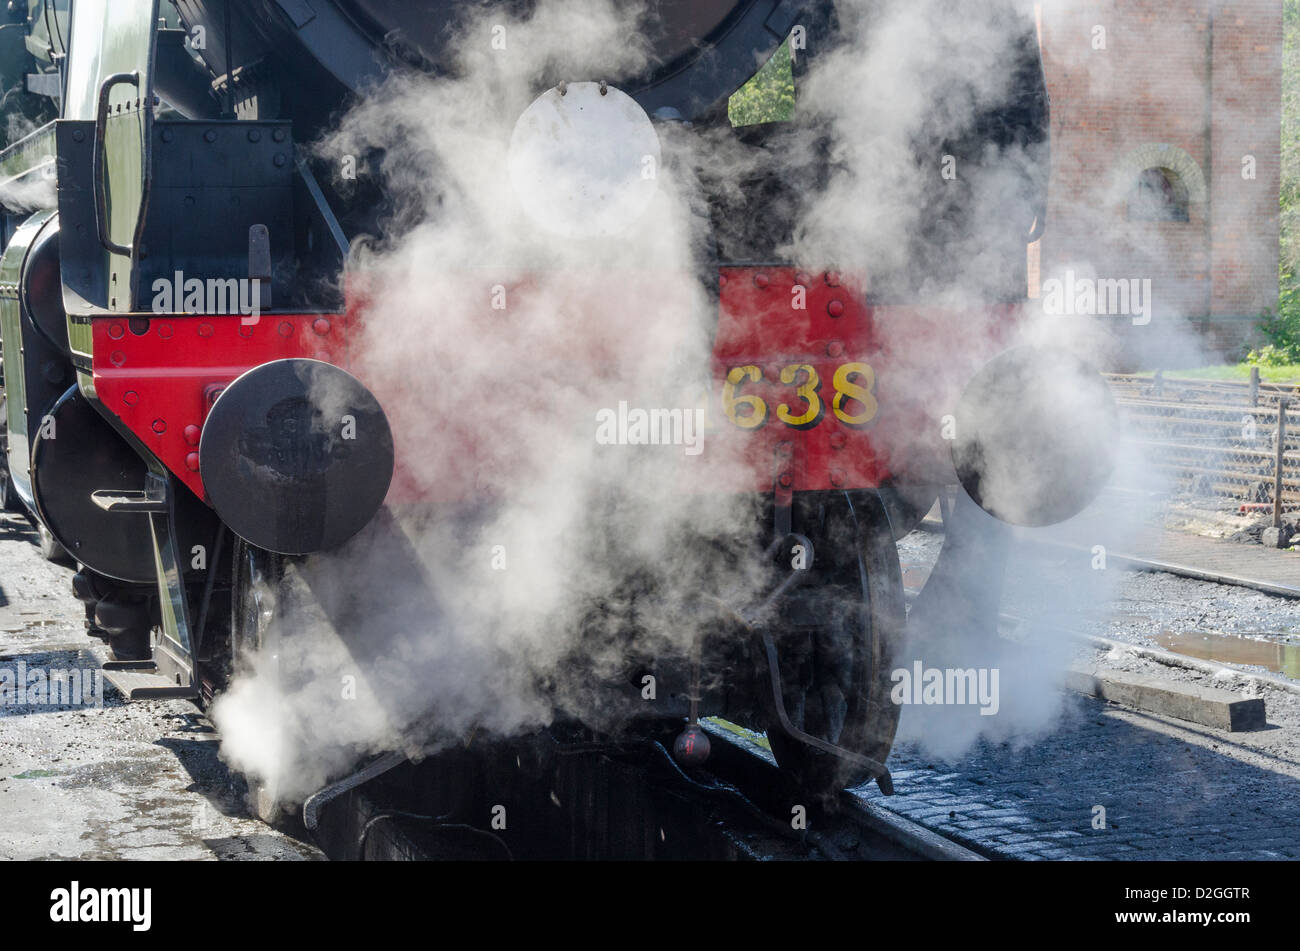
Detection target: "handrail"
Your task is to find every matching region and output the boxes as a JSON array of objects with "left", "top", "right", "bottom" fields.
[{"left": 92, "top": 70, "right": 141, "bottom": 257}]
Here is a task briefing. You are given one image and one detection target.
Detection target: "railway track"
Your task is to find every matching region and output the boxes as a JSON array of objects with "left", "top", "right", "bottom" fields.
[
  {"left": 918, "top": 516, "right": 1300, "bottom": 599},
  {"left": 303, "top": 720, "right": 984, "bottom": 861},
  {"left": 914, "top": 514, "right": 1300, "bottom": 697},
  {"left": 1071, "top": 548, "right": 1300, "bottom": 600}
]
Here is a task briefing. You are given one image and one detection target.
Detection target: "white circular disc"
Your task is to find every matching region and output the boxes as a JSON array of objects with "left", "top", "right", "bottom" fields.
[{"left": 508, "top": 82, "right": 662, "bottom": 240}]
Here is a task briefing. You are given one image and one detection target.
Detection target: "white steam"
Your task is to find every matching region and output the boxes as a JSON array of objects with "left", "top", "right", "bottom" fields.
[
  {"left": 212, "top": 0, "right": 1210, "bottom": 797},
  {"left": 213, "top": 0, "right": 764, "bottom": 800}
]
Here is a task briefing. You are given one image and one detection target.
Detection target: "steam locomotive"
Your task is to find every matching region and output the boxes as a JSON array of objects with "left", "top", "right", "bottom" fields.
[{"left": 0, "top": 0, "right": 1111, "bottom": 817}]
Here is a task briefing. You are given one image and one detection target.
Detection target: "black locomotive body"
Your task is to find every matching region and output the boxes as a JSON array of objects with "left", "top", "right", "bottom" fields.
[{"left": 0, "top": 0, "right": 1093, "bottom": 830}]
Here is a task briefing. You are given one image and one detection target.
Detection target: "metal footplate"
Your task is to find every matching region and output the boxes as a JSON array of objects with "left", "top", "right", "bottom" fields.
[{"left": 101, "top": 665, "right": 198, "bottom": 701}]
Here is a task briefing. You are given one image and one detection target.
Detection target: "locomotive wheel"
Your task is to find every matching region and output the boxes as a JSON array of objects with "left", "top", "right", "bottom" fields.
[
  {"left": 38, "top": 523, "right": 75, "bottom": 566},
  {"left": 106, "top": 627, "right": 152, "bottom": 663},
  {"left": 0, "top": 395, "right": 17, "bottom": 513},
  {"left": 763, "top": 491, "right": 906, "bottom": 799},
  {"left": 95, "top": 591, "right": 154, "bottom": 662},
  {"left": 229, "top": 536, "right": 287, "bottom": 823},
  {"left": 232, "top": 537, "right": 282, "bottom": 671},
  {"left": 878, "top": 484, "right": 940, "bottom": 541},
  {"left": 0, "top": 461, "right": 12, "bottom": 513}
]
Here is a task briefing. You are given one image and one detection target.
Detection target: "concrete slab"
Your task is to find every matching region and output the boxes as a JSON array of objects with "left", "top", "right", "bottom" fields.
[{"left": 1066, "top": 668, "right": 1267, "bottom": 732}]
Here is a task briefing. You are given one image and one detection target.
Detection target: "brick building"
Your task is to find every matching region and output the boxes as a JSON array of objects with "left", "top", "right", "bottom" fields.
[{"left": 1034, "top": 0, "right": 1281, "bottom": 364}]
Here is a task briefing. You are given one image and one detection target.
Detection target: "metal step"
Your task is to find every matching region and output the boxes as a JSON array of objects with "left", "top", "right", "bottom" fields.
[
  {"left": 90, "top": 489, "right": 168, "bottom": 513},
  {"left": 102, "top": 665, "right": 198, "bottom": 701}
]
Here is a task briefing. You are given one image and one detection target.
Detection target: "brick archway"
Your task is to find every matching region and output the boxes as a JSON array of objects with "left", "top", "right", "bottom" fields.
[{"left": 1116, "top": 143, "right": 1207, "bottom": 206}]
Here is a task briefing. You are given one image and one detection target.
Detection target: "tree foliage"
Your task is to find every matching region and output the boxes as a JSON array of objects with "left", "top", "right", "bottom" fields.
[
  {"left": 727, "top": 40, "right": 795, "bottom": 127},
  {"left": 1258, "top": 0, "right": 1300, "bottom": 363}
]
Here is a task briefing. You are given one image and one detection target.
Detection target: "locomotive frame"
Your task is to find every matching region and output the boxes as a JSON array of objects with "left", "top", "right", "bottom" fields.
[{"left": 0, "top": 0, "right": 1057, "bottom": 816}]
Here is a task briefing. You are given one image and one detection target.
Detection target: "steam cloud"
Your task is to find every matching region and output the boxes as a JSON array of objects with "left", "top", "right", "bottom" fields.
[
  {"left": 212, "top": 0, "right": 1204, "bottom": 799},
  {"left": 213, "top": 0, "right": 766, "bottom": 800}
]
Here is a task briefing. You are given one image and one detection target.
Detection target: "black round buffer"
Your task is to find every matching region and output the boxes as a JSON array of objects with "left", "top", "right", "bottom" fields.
[
  {"left": 200, "top": 359, "right": 395, "bottom": 555},
  {"left": 950, "top": 346, "right": 1119, "bottom": 528}
]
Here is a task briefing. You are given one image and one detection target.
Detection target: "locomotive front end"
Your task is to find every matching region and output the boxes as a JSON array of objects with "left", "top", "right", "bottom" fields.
[{"left": 0, "top": 0, "right": 1119, "bottom": 819}]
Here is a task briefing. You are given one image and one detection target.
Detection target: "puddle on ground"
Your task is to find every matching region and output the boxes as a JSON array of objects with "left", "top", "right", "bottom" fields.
[{"left": 1157, "top": 630, "right": 1300, "bottom": 679}]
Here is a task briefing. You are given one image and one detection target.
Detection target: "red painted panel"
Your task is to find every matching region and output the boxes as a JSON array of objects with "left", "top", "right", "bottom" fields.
[
  {"left": 710, "top": 267, "right": 887, "bottom": 492},
  {"left": 91, "top": 269, "right": 1021, "bottom": 508},
  {"left": 710, "top": 267, "right": 1020, "bottom": 493},
  {"left": 91, "top": 312, "right": 352, "bottom": 501}
]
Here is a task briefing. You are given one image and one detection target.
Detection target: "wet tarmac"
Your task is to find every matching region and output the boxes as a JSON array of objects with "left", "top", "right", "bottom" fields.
[{"left": 0, "top": 511, "right": 321, "bottom": 860}]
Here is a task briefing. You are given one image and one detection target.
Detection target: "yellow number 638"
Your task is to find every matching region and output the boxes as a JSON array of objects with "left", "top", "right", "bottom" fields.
[{"left": 720, "top": 362, "right": 877, "bottom": 431}]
